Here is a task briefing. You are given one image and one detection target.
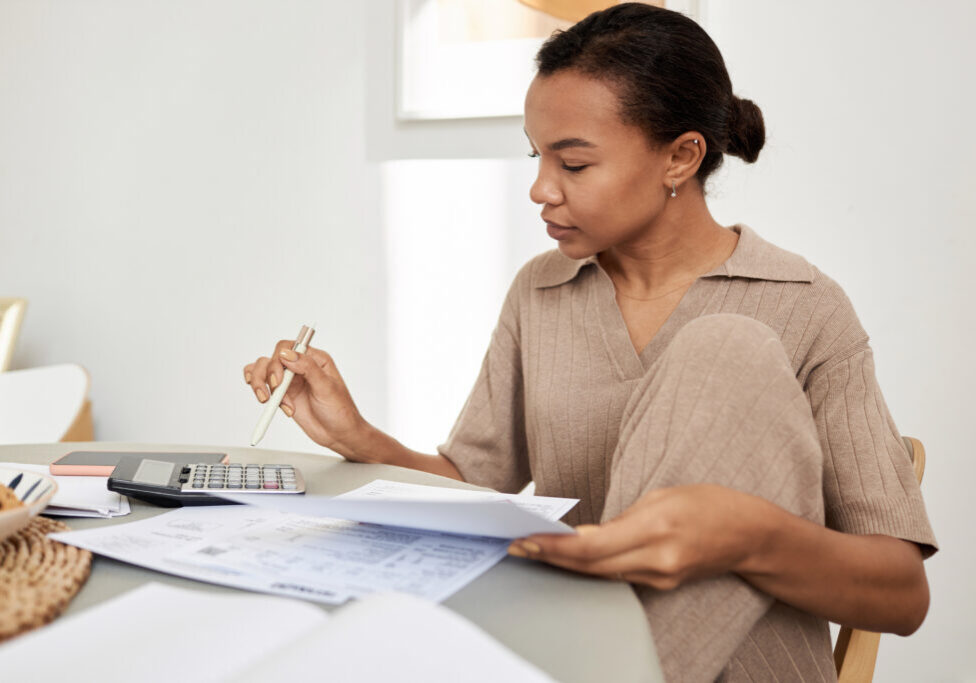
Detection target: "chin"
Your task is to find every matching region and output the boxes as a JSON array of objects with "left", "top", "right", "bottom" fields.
[{"left": 554, "top": 239, "right": 597, "bottom": 261}]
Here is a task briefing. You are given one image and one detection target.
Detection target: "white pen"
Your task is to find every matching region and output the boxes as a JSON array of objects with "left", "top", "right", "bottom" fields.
[{"left": 250, "top": 323, "right": 316, "bottom": 446}]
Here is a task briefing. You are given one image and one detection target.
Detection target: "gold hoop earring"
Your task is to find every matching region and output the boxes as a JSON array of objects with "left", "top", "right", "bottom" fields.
[{"left": 670, "top": 181, "right": 677, "bottom": 198}]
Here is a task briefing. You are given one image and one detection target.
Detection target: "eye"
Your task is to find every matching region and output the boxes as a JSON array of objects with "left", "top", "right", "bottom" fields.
[
  {"left": 528, "top": 151, "right": 540, "bottom": 159},
  {"left": 562, "top": 163, "right": 588, "bottom": 173}
]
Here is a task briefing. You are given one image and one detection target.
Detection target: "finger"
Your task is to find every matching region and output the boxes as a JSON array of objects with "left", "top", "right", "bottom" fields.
[
  {"left": 243, "top": 363, "right": 255, "bottom": 384},
  {"left": 303, "top": 346, "right": 345, "bottom": 383},
  {"left": 508, "top": 536, "right": 665, "bottom": 582},
  {"left": 279, "top": 373, "right": 307, "bottom": 416},
  {"left": 249, "top": 357, "right": 271, "bottom": 402},
  {"left": 278, "top": 348, "right": 334, "bottom": 400},
  {"left": 520, "top": 519, "right": 644, "bottom": 564},
  {"left": 267, "top": 339, "right": 295, "bottom": 391}
]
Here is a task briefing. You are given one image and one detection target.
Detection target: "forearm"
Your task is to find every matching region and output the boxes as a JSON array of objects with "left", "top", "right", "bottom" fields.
[
  {"left": 338, "top": 421, "right": 464, "bottom": 481},
  {"left": 735, "top": 496, "right": 929, "bottom": 635}
]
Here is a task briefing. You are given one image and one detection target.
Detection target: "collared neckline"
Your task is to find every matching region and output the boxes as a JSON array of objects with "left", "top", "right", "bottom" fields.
[{"left": 532, "top": 224, "right": 813, "bottom": 289}]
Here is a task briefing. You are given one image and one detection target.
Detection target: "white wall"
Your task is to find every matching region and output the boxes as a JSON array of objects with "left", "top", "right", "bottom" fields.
[
  {"left": 1, "top": 0, "right": 973, "bottom": 679},
  {"left": 0, "top": 0, "right": 385, "bottom": 454},
  {"left": 702, "top": 2, "right": 976, "bottom": 680}
]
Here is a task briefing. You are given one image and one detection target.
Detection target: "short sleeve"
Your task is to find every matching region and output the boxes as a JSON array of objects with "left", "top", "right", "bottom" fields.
[
  {"left": 806, "top": 345, "right": 937, "bottom": 557},
  {"left": 437, "top": 278, "right": 531, "bottom": 493}
]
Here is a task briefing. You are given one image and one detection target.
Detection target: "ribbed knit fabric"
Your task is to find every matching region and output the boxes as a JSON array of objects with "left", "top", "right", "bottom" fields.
[{"left": 439, "top": 225, "right": 936, "bottom": 682}]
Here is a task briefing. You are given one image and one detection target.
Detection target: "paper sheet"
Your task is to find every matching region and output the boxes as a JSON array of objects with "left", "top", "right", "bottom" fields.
[
  {"left": 0, "top": 583, "right": 326, "bottom": 683},
  {"left": 0, "top": 462, "right": 130, "bottom": 517},
  {"left": 50, "top": 505, "right": 352, "bottom": 603},
  {"left": 217, "top": 479, "right": 578, "bottom": 538},
  {"left": 50, "top": 481, "right": 578, "bottom": 604},
  {"left": 0, "top": 582, "right": 554, "bottom": 683}
]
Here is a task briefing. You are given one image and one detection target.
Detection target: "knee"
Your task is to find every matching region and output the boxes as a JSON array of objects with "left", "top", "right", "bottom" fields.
[
  {"left": 674, "top": 314, "right": 777, "bottom": 346},
  {"left": 670, "top": 313, "right": 786, "bottom": 358}
]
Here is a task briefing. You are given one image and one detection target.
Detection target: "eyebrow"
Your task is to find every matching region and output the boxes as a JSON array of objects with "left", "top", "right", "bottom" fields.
[
  {"left": 549, "top": 138, "right": 596, "bottom": 151},
  {"left": 523, "top": 129, "right": 597, "bottom": 152}
]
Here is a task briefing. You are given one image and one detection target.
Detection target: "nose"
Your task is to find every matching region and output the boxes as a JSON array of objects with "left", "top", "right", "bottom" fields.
[{"left": 529, "top": 165, "right": 563, "bottom": 206}]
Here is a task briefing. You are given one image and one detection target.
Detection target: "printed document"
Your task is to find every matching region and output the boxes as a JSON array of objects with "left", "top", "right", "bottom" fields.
[{"left": 50, "top": 480, "right": 578, "bottom": 604}]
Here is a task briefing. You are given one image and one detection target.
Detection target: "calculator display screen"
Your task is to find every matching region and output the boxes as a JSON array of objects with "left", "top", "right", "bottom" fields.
[{"left": 132, "top": 459, "right": 175, "bottom": 486}]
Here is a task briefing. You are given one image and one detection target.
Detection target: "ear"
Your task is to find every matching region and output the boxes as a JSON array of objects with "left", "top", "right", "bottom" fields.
[{"left": 664, "top": 132, "right": 706, "bottom": 194}]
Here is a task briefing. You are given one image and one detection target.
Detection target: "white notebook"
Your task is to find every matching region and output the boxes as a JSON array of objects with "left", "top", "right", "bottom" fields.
[{"left": 0, "top": 582, "right": 554, "bottom": 683}]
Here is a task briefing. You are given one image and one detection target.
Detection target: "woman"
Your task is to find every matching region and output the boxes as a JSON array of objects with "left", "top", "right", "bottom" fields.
[{"left": 244, "top": 5, "right": 935, "bottom": 680}]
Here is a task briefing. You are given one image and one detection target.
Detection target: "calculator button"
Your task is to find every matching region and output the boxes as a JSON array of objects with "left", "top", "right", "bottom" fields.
[
  {"left": 191, "top": 482, "right": 204, "bottom": 488},
  {"left": 226, "top": 483, "right": 242, "bottom": 489},
  {"left": 245, "top": 483, "right": 260, "bottom": 489},
  {"left": 282, "top": 483, "right": 297, "bottom": 490},
  {"left": 263, "top": 482, "right": 279, "bottom": 489}
]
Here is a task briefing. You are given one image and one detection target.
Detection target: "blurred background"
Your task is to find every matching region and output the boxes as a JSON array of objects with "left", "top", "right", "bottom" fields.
[{"left": 1, "top": 0, "right": 973, "bottom": 679}]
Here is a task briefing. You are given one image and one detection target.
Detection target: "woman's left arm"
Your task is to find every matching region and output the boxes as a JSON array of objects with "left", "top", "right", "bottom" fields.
[
  {"left": 735, "top": 490, "right": 929, "bottom": 635},
  {"left": 509, "top": 484, "right": 929, "bottom": 635}
]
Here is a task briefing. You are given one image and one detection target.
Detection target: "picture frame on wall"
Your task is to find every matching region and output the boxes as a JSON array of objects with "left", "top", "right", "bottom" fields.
[{"left": 396, "top": 0, "right": 701, "bottom": 121}]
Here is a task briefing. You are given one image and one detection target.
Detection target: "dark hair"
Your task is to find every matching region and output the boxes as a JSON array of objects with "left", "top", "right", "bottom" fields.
[{"left": 535, "top": 3, "right": 764, "bottom": 184}]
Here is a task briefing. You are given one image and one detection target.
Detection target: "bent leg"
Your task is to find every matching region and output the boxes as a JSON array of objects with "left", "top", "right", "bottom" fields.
[{"left": 603, "top": 314, "right": 825, "bottom": 682}]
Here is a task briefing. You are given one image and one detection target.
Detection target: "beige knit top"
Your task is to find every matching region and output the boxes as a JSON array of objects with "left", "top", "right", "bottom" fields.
[{"left": 439, "top": 224, "right": 936, "bottom": 552}]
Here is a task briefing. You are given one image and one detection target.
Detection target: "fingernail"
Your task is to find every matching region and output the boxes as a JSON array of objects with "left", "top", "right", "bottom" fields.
[
  {"left": 281, "top": 404, "right": 294, "bottom": 417},
  {"left": 245, "top": 372, "right": 252, "bottom": 383},
  {"left": 256, "top": 388, "right": 268, "bottom": 402},
  {"left": 507, "top": 544, "right": 527, "bottom": 558},
  {"left": 280, "top": 349, "right": 298, "bottom": 362},
  {"left": 521, "top": 541, "right": 541, "bottom": 554},
  {"left": 269, "top": 374, "right": 279, "bottom": 389}
]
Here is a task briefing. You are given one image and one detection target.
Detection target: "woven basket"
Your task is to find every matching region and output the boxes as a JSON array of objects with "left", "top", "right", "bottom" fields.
[{"left": 0, "top": 516, "right": 92, "bottom": 642}]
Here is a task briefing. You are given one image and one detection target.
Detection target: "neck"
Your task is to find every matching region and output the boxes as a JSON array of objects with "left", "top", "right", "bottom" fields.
[{"left": 598, "top": 187, "right": 737, "bottom": 298}]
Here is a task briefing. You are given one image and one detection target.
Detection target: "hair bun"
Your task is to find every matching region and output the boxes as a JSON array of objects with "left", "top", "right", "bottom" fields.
[{"left": 726, "top": 96, "right": 765, "bottom": 163}]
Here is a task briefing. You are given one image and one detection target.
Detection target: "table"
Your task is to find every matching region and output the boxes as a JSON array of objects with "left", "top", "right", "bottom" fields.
[{"left": 3, "top": 442, "right": 662, "bottom": 683}]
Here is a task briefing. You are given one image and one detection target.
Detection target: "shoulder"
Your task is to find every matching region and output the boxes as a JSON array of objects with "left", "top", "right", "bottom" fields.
[
  {"left": 728, "top": 226, "right": 870, "bottom": 378},
  {"left": 801, "top": 264, "right": 871, "bottom": 370},
  {"left": 734, "top": 225, "right": 860, "bottom": 320}
]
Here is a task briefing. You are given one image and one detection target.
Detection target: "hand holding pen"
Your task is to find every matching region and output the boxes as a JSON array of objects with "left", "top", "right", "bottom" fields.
[{"left": 244, "top": 325, "right": 367, "bottom": 454}]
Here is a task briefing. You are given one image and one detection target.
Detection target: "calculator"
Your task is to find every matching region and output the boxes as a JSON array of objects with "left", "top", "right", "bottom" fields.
[{"left": 107, "top": 458, "right": 306, "bottom": 507}]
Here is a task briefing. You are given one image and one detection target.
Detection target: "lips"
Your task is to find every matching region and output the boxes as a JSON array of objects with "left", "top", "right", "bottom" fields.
[
  {"left": 544, "top": 220, "right": 578, "bottom": 241},
  {"left": 543, "top": 218, "right": 574, "bottom": 230}
]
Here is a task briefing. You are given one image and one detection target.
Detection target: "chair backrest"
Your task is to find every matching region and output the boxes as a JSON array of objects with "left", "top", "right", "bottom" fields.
[
  {"left": 0, "top": 364, "right": 92, "bottom": 444},
  {"left": 0, "top": 298, "right": 28, "bottom": 372},
  {"left": 832, "top": 436, "right": 926, "bottom": 682}
]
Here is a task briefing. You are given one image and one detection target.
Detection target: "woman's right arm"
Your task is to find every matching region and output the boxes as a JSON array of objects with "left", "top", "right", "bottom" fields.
[{"left": 243, "top": 340, "right": 463, "bottom": 481}]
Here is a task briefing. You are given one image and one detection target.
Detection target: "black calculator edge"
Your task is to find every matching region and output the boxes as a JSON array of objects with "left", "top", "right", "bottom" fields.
[{"left": 106, "top": 479, "right": 241, "bottom": 507}]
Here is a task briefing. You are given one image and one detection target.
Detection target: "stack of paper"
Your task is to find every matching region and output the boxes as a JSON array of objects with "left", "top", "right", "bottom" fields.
[
  {"left": 0, "top": 582, "right": 556, "bottom": 682},
  {"left": 0, "top": 462, "right": 130, "bottom": 518},
  {"left": 50, "top": 480, "right": 576, "bottom": 604}
]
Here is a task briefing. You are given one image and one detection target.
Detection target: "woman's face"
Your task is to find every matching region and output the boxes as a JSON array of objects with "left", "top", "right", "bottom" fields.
[{"left": 524, "top": 70, "right": 672, "bottom": 259}]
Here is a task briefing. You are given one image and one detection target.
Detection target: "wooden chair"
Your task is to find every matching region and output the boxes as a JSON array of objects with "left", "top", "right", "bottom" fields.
[
  {"left": 0, "top": 297, "right": 28, "bottom": 372},
  {"left": 832, "top": 436, "right": 926, "bottom": 682},
  {"left": 0, "top": 364, "right": 94, "bottom": 443}
]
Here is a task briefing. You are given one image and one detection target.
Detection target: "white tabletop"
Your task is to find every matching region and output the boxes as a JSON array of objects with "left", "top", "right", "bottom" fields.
[{"left": 2, "top": 442, "right": 662, "bottom": 683}]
